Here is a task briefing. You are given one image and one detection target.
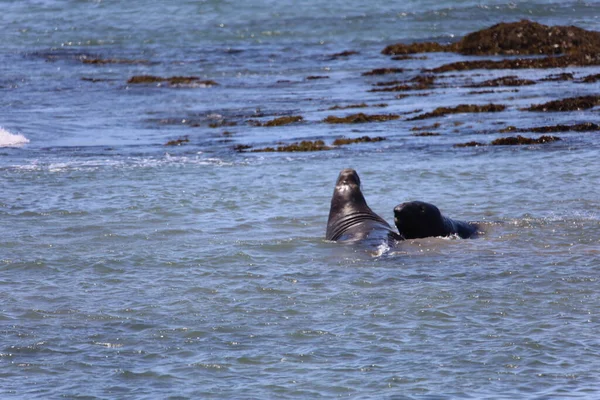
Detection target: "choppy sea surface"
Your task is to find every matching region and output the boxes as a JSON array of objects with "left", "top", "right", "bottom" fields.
[{"left": 2, "top": 1, "right": 600, "bottom": 398}]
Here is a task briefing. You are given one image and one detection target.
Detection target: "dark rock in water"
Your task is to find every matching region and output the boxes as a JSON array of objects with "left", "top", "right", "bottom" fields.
[
  {"left": 382, "top": 42, "right": 453, "bottom": 55},
  {"left": 323, "top": 113, "right": 400, "bottom": 124},
  {"left": 306, "top": 75, "right": 329, "bottom": 80},
  {"left": 408, "top": 103, "right": 506, "bottom": 121},
  {"left": 411, "top": 122, "right": 441, "bottom": 131},
  {"left": 251, "top": 140, "right": 332, "bottom": 152},
  {"left": 454, "top": 141, "right": 486, "bottom": 148},
  {"left": 370, "top": 75, "right": 435, "bottom": 92},
  {"left": 332, "top": 136, "right": 386, "bottom": 145},
  {"left": 541, "top": 73, "right": 575, "bottom": 81},
  {"left": 328, "top": 103, "right": 388, "bottom": 110},
  {"left": 428, "top": 53, "right": 600, "bottom": 73},
  {"left": 127, "top": 75, "right": 218, "bottom": 87},
  {"left": 383, "top": 20, "right": 600, "bottom": 57},
  {"left": 413, "top": 132, "right": 441, "bottom": 137},
  {"left": 468, "top": 75, "right": 536, "bottom": 87},
  {"left": 525, "top": 96, "right": 600, "bottom": 112},
  {"left": 209, "top": 120, "right": 237, "bottom": 128},
  {"left": 501, "top": 122, "right": 600, "bottom": 134},
  {"left": 164, "top": 136, "right": 189, "bottom": 146},
  {"left": 491, "top": 135, "right": 561, "bottom": 145},
  {"left": 454, "top": 135, "right": 561, "bottom": 147},
  {"left": 457, "top": 20, "right": 600, "bottom": 56},
  {"left": 327, "top": 50, "right": 360, "bottom": 60},
  {"left": 234, "top": 144, "right": 253, "bottom": 152},
  {"left": 82, "top": 57, "right": 151, "bottom": 65},
  {"left": 362, "top": 68, "right": 404, "bottom": 76},
  {"left": 261, "top": 116, "right": 304, "bottom": 127},
  {"left": 579, "top": 73, "right": 600, "bottom": 83}
]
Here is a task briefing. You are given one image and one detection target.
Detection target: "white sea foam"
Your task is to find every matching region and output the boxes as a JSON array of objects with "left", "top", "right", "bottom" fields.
[{"left": 0, "top": 127, "right": 29, "bottom": 147}]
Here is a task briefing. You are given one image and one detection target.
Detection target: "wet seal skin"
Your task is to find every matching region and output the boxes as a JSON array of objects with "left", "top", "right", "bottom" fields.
[
  {"left": 393, "top": 201, "right": 479, "bottom": 239},
  {"left": 326, "top": 169, "right": 400, "bottom": 244}
]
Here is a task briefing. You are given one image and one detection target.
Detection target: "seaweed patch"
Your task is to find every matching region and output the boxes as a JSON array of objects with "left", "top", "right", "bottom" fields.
[
  {"left": 323, "top": 113, "right": 400, "bottom": 124},
  {"left": 408, "top": 103, "right": 506, "bottom": 121},
  {"left": 524, "top": 96, "right": 600, "bottom": 112},
  {"left": 332, "top": 136, "right": 386, "bottom": 145}
]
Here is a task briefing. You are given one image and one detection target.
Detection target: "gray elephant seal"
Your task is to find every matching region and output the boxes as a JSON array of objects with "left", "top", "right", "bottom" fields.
[
  {"left": 326, "top": 169, "right": 400, "bottom": 243},
  {"left": 393, "top": 201, "right": 478, "bottom": 239}
]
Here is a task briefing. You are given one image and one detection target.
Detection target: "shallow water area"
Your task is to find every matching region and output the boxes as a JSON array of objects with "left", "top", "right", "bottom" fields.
[{"left": 2, "top": 1, "right": 600, "bottom": 399}]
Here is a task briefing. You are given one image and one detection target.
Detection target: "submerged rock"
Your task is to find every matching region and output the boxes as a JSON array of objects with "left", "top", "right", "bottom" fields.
[
  {"left": 491, "top": 135, "right": 561, "bottom": 145},
  {"left": 408, "top": 103, "right": 506, "bottom": 121},
  {"left": 82, "top": 57, "right": 150, "bottom": 65},
  {"left": 323, "top": 113, "right": 400, "bottom": 124},
  {"left": 541, "top": 73, "right": 575, "bottom": 81},
  {"left": 413, "top": 132, "right": 441, "bottom": 137},
  {"left": 262, "top": 116, "right": 304, "bottom": 127},
  {"left": 127, "top": 75, "right": 218, "bottom": 87},
  {"left": 327, "top": 50, "right": 360, "bottom": 60},
  {"left": 362, "top": 68, "right": 404, "bottom": 76},
  {"left": 428, "top": 53, "right": 600, "bottom": 73},
  {"left": 580, "top": 73, "right": 600, "bottom": 83},
  {"left": 382, "top": 42, "right": 453, "bottom": 56},
  {"left": 467, "top": 76, "right": 536, "bottom": 87},
  {"left": 164, "top": 136, "right": 190, "bottom": 146},
  {"left": 454, "top": 135, "right": 561, "bottom": 147},
  {"left": 454, "top": 141, "right": 486, "bottom": 148},
  {"left": 525, "top": 95, "right": 600, "bottom": 112},
  {"left": 249, "top": 140, "right": 332, "bottom": 152},
  {"left": 370, "top": 75, "right": 435, "bottom": 92},
  {"left": 328, "top": 103, "right": 388, "bottom": 110},
  {"left": 501, "top": 122, "right": 600, "bottom": 133},
  {"left": 332, "top": 136, "right": 386, "bottom": 145}
]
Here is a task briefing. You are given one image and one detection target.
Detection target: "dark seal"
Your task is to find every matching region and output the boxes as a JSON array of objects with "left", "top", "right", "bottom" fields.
[
  {"left": 393, "top": 200, "right": 478, "bottom": 239},
  {"left": 326, "top": 169, "right": 399, "bottom": 243}
]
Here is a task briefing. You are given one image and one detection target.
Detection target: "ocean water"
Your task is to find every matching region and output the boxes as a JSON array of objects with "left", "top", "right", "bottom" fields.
[{"left": 2, "top": 1, "right": 600, "bottom": 398}]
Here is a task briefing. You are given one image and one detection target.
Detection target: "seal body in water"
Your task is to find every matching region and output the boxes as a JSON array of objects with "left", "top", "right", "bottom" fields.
[
  {"left": 326, "top": 169, "right": 400, "bottom": 244},
  {"left": 393, "top": 200, "right": 478, "bottom": 239}
]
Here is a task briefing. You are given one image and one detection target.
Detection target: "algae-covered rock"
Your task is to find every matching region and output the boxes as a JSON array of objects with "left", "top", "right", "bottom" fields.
[
  {"left": 382, "top": 42, "right": 453, "bottom": 55},
  {"left": 332, "top": 136, "right": 386, "bottom": 145},
  {"left": 164, "top": 136, "right": 190, "bottom": 146},
  {"left": 501, "top": 122, "right": 600, "bottom": 133},
  {"left": 408, "top": 104, "right": 506, "bottom": 121},
  {"left": 262, "top": 116, "right": 304, "bottom": 127},
  {"left": 127, "top": 75, "right": 218, "bottom": 86},
  {"left": 457, "top": 20, "right": 600, "bottom": 56},
  {"left": 468, "top": 76, "right": 536, "bottom": 87},
  {"left": 490, "top": 135, "right": 561, "bottom": 145},
  {"left": 323, "top": 113, "right": 400, "bottom": 124},
  {"left": 383, "top": 20, "right": 600, "bottom": 57},
  {"left": 525, "top": 96, "right": 600, "bottom": 112},
  {"left": 454, "top": 141, "right": 486, "bottom": 148},
  {"left": 251, "top": 140, "right": 332, "bottom": 152},
  {"left": 362, "top": 68, "right": 404, "bottom": 76}
]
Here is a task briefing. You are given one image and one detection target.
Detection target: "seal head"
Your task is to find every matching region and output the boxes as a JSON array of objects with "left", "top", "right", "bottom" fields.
[
  {"left": 326, "top": 169, "right": 398, "bottom": 243},
  {"left": 394, "top": 200, "right": 478, "bottom": 239}
]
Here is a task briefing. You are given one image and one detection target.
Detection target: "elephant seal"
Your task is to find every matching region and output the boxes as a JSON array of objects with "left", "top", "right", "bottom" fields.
[
  {"left": 393, "top": 201, "right": 478, "bottom": 239},
  {"left": 326, "top": 169, "right": 400, "bottom": 243}
]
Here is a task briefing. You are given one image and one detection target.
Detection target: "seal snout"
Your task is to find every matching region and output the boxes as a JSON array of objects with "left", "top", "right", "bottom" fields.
[{"left": 337, "top": 168, "right": 361, "bottom": 187}]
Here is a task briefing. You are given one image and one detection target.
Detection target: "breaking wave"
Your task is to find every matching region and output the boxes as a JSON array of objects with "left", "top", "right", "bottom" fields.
[{"left": 0, "top": 128, "right": 29, "bottom": 147}]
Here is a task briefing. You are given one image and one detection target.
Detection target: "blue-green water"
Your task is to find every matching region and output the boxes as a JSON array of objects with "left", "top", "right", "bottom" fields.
[{"left": 2, "top": 1, "right": 600, "bottom": 398}]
